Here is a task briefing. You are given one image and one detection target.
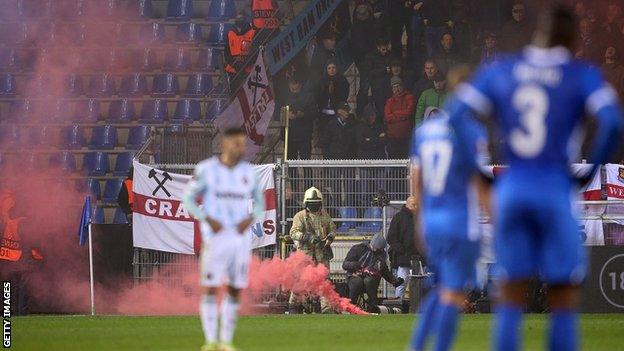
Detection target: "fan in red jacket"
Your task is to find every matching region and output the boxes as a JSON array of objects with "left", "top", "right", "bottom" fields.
[{"left": 383, "top": 76, "right": 415, "bottom": 158}]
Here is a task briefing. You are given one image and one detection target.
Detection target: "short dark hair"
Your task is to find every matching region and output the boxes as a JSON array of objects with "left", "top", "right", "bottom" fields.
[
  {"left": 376, "top": 37, "right": 390, "bottom": 46},
  {"left": 223, "top": 126, "right": 245, "bottom": 136}
]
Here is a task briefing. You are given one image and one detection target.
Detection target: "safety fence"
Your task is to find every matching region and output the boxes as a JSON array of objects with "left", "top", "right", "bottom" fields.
[{"left": 130, "top": 160, "right": 624, "bottom": 304}]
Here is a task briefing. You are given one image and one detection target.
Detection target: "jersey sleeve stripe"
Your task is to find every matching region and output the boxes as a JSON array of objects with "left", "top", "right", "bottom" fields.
[
  {"left": 586, "top": 85, "right": 618, "bottom": 115},
  {"left": 455, "top": 83, "right": 493, "bottom": 116}
]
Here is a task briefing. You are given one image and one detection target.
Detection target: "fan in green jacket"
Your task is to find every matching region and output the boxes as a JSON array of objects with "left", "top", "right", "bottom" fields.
[{"left": 414, "top": 72, "right": 448, "bottom": 126}]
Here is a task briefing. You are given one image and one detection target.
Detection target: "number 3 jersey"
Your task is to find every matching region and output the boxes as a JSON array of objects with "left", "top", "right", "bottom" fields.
[
  {"left": 453, "top": 45, "right": 619, "bottom": 175},
  {"left": 410, "top": 115, "right": 487, "bottom": 241}
]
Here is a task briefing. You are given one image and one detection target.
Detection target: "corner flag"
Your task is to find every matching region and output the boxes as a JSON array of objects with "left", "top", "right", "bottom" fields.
[{"left": 78, "top": 196, "right": 92, "bottom": 246}]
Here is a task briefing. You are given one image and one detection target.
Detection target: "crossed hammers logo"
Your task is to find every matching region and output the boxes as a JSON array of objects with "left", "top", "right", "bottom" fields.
[
  {"left": 149, "top": 169, "right": 172, "bottom": 197},
  {"left": 247, "top": 64, "right": 267, "bottom": 106}
]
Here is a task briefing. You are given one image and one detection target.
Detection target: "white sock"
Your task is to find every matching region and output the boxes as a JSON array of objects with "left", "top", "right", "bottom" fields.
[
  {"left": 200, "top": 294, "right": 218, "bottom": 344},
  {"left": 219, "top": 295, "right": 240, "bottom": 344}
]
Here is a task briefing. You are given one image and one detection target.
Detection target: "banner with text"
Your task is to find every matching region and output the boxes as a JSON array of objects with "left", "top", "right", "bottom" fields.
[
  {"left": 132, "top": 161, "right": 277, "bottom": 255},
  {"left": 265, "top": 0, "right": 342, "bottom": 75}
]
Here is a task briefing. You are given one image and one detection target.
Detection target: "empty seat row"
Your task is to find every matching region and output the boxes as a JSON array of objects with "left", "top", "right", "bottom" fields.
[
  {"left": 0, "top": 21, "right": 232, "bottom": 46},
  {"left": 336, "top": 207, "right": 382, "bottom": 233},
  {"left": 0, "top": 124, "right": 150, "bottom": 150},
  {"left": 2, "top": 98, "right": 227, "bottom": 123},
  {"left": 0, "top": 47, "right": 221, "bottom": 72},
  {"left": 85, "top": 178, "right": 124, "bottom": 203},
  {"left": 0, "top": 72, "right": 221, "bottom": 97},
  {"left": 0, "top": 150, "right": 133, "bottom": 176},
  {"left": 1, "top": 0, "right": 236, "bottom": 22}
]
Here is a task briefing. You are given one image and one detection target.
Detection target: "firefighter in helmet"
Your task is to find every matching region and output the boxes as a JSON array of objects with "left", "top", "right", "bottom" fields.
[{"left": 288, "top": 187, "right": 336, "bottom": 313}]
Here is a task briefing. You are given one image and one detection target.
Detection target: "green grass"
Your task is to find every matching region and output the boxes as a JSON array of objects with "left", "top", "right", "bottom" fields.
[{"left": 11, "top": 314, "right": 624, "bottom": 351}]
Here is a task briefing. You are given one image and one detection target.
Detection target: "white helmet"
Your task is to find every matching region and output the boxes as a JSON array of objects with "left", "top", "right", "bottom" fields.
[{"left": 303, "top": 187, "right": 323, "bottom": 212}]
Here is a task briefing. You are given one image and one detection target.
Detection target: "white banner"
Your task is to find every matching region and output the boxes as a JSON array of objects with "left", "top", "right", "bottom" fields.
[
  {"left": 572, "top": 164, "right": 605, "bottom": 245},
  {"left": 132, "top": 161, "right": 277, "bottom": 254},
  {"left": 215, "top": 50, "right": 275, "bottom": 160},
  {"left": 604, "top": 163, "right": 624, "bottom": 226}
]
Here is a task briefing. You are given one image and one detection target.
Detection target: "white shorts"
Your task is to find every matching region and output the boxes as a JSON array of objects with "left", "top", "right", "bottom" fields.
[{"left": 199, "top": 230, "right": 252, "bottom": 289}]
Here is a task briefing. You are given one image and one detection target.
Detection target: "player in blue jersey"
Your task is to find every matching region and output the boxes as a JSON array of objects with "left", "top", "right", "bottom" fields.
[
  {"left": 409, "top": 67, "right": 491, "bottom": 351},
  {"left": 445, "top": 5, "right": 623, "bottom": 351}
]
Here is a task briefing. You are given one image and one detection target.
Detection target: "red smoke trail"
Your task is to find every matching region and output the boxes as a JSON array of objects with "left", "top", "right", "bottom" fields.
[{"left": 247, "top": 252, "right": 368, "bottom": 315}]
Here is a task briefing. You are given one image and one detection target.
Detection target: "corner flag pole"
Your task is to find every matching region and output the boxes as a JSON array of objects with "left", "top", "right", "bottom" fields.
[{"left": 88, "top": 220, "right": 95, "bottom": 316}]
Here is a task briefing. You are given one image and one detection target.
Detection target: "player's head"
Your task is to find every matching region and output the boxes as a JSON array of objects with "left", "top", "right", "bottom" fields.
[
  {"left": 221, "top": 127, "right": 246, "bottom": 162},
  {"left": 532, "top": 3, "right": 577, "bottom": 51},
  {"left": 303, "top": 186, "right": 323, "bottom": 213}
]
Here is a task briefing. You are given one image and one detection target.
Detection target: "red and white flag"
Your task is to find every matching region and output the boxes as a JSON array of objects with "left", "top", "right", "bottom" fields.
[
  {"left": 215, "top": 50, "right": 275, "bottom": 160},
  {"left": 572, "top": 164, "right": 604, "bottom": 245},
  {"left": 131, "top": 161, "right": 277, "bottom": 255}
]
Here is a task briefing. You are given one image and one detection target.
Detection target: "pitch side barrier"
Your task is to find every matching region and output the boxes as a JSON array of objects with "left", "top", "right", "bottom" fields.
[{"left": 131, "top": 161, "right": 624, "bottom": 308}]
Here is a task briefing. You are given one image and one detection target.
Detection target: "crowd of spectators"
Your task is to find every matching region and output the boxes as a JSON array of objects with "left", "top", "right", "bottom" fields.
[{"left": 274, "top": 0, "right": 624, "bottom": 162}]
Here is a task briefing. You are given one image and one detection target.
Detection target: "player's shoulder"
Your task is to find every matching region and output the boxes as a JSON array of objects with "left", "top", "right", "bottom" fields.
[
  {"left": 195, "top": 157, "right": 217, "bottom": 174},
  {"left": 418, "top": 117, "right": 452, "bottom": 138}
]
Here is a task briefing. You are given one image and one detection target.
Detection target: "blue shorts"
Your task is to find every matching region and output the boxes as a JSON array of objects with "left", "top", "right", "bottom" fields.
[
  {"left": 494, "top": 179, "right": 586, "bottom": 285},
  {"left": 425, "top": 233, "right": 480, "bottom": 292}
]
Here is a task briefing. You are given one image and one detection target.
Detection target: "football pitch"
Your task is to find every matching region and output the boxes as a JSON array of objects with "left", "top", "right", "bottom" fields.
[{"left": 11, "top": 314, "right": 624, "bottom": 351}]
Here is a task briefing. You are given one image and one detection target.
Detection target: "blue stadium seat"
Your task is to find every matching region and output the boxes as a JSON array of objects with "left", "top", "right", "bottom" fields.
[
  {"left": 64, "top": 74, "right": 83, "bottom": 97},
  {"left": 176, "top": 22, "right": 202, "bottom": 43},
  {"left": 89, "top": 125, "right": 118, "bottom": 149},
  {"left": 87, "top": 73, "right": 116, "bottom": 98},
  {"left": 0, "top": 49, "right": 19, "bottom": 70},
  {"left": 206, "top": 98, "right": 226, "bottom": 121},
  {"left": 0, "top": 1, "right": 18, "bottom": 21},
  {"left": 166, "top": 0, "right": 193, "bottom": 21},
  {"left": 337, "top": 207, "right": 357, "bottom": 232},
  {"left": 8, "top": 99, "right": 35, "bottom": 122},
  {"left": 48, "top": 0, "right": 83, "bottom": 19},
  {"left": 7, "top": 22, "right": 31, "bottom": 45},
  {"left": 0, "top": 124, "right": 21, "bottom": 148},
  {"left": 113, "top": 152, "right": 134, "bottom": 176},
  {"left": 206, "top": 0, "right": 235, "bottom": 20},
  {"left": 0, "top": 74, "right": 16, "bottom": 95},
  {"left": 164, "top": 47, "right": 191, "bottom": 71},
  {"left": 357, "top": 207, "right": 382, "bottom": 233},
  {"left": 141, "top": 22, "right": 165, "bottom": 44},
  {"left": 113, "top": 207, "right": 129, "bottom": 224},
  {"left": 135, "top": 47, "right": 157, "bottom": 71},
  {"left": 92, "top": 205, "right": 105, "bottom": 224},
  {"left": 196, "top": 47, "right": 220, "bottom": 71},
  {"left": 66, "top": 22, "right": 87, "bottom": 45},
  {"left": 84, "top": 178, "right": 101, "bottom": 200},
  {"left": 83, "top": 152, "right": 109, "bottom": 176},
  {"left": 172, "top": 99, "right": 201, "bottom": 123},
  {"left": 119, "top": 73, "right": 147, "bottom": 97},
  {"left": 126, "top": 125, "right": 150, "bottom": 149},
  {"left": 185, "top": 73, "right": 212, "bottom": 96},
  {"left": 24, "top": 152, "right": 43, "bottom": 171},
  {"left": 65, "top": 124, "right": 86, "bottom": 149},
  {"left": 83, "top": 0, "right": 120, "bottom": 19},
  {"left": 107, "top": 47, "right": 127, "bottom": 70},
  {"left": 50, "top": 100, "right": 72, "bottom": 122},
  {"left": 74, "top": 98, "right": 101, "bottom": 122},
  {"left": 108, "top": 99, "right": 135, "bottom": 122},
  {"left": 139, "top": 99, "right": 168, "bottom": 123},
  {"left": 49, "top": 152, "right": 77, "bottom": 173},
  {"left": 207, "top": 23, "right": 230, "bottom": 45},
  {"left": 0, "top": 152, "right": 4, "bottom": 170},
  {"left": 27, "top": 125, "right": 53, "bottom": 148},
  {"left": 103, "top": 178, "right": 123, "bottom": 203},
  {"left": 18, "top": 0, "right": 46, "bottom": 18},
  {"left": 152, "top": 73, "right": 179, "bottom": 96},
  {"left": 125, "top": 0, "right": 153, "bottom": 19}
]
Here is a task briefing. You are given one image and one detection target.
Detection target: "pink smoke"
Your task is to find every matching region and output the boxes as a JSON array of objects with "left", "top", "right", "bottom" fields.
[{"left": 247, "top": 252, "right": 368, "bottom": 315}]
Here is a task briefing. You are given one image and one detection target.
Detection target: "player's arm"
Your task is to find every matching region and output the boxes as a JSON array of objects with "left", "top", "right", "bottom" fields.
[
  {"left": 583, "top": 69, "right": 624, "bottom": 179},
  {"left": 182, "top": 164, "right": 222, "bottom": 232},
  {"left": 236, "top": 173, "right": 266, "bottom": 234}
]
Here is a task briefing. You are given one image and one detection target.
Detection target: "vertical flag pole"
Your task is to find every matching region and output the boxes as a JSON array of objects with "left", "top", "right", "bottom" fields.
[
  {"left": 283, "top": 105, "right": 290, "bottom": 161},
  {"left": 87, "top": 220, "right": 95, "bottom": 316}
]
